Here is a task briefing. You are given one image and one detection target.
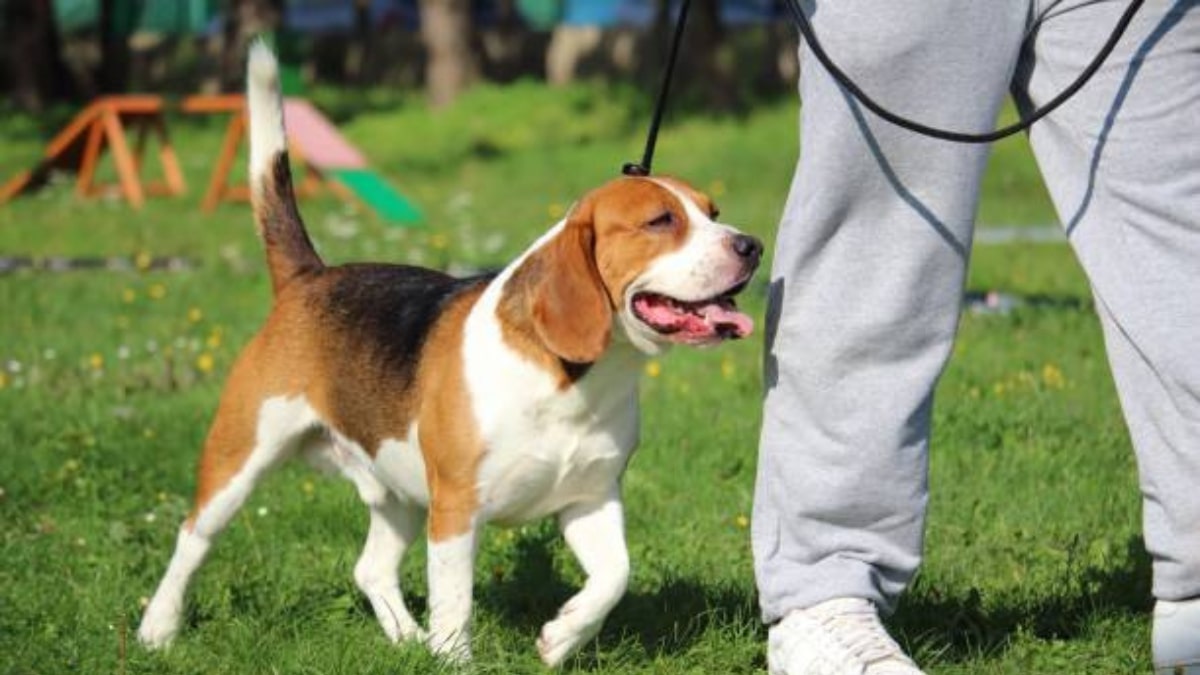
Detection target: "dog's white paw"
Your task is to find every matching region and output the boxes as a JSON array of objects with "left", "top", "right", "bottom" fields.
[
  {"left": 428, "top": 630, "right": 472, "bottom": 665},
  {"left": 369, "top": 597, "right": 427, "bottom": 644},
  {"left": 537, "top": 611, "right": 603, "bottom": 667},
  {"left": 137, "top": 601, "right": 181, "bottom": 649},
  {"left": 383, "top": 619, "right": 427, "bottom": 645}
]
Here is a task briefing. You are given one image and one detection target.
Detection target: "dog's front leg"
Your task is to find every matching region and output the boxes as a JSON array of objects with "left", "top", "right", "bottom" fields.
[
  {"left": 537, "top": 493, "right": 630, "bottom": 667},
  {"left": 426, "top": 510, "right": 478, "bottom": 663}
]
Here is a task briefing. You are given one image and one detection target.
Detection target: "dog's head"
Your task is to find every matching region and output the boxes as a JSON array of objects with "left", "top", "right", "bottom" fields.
[{"left": 510, "top": 176, "right": 761, "bottom": 363}]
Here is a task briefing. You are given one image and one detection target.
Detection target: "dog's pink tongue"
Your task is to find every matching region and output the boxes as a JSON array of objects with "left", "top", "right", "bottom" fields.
[
  {"left": 635, "top": 294, "right": 754, "bottom": 342},
  {"left": 635, "top": 297, "right": 686, "bottom": 329},
  {"left": 698, "top": 301, "right": 754, "bottom": 339}
]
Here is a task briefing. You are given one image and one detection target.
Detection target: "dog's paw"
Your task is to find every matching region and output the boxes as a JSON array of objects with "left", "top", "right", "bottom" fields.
[
  {"left": 380, "top": 616, "right": 428, "bottom": 645},
  {"left": 373, "top": 603, "right": 427, "bottom": 644},
  {"left": 137, "top": 603, "right": 181, "bottom": 650},
  {"left": 428, "top": 630, "right": 472, "bottom": 665},
  {"left": 537, "top": 612, "right": 602, "bottom": 668}
]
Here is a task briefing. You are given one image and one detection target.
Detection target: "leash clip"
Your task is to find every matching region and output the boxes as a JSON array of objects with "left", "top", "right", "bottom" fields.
[{"left": 622, "top": 162, "right": 650, "bottom": 177}]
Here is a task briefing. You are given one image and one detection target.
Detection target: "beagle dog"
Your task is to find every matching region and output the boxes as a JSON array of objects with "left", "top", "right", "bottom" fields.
[{"left": 138, "top": 43, "right": 761, "bottom": 666}]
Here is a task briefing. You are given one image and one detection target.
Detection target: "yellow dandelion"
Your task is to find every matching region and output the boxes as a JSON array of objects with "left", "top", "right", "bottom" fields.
[
  {"left": 121, "top": 288, "right": 136, "bottom": 304},
  {"left": 187, "top": 307, "right": 203, "bottom": 323},
  {"left": 992, "top": 381, "right": 1006, "bottom": 397},
  {"left": 735, "top": 514, "right": 749, "bottom": 529},
  {"left": 547, "top": 202, "right": 565, "bottom": 219},
  {"left": 135, "top": 251, "right": 153, "bottom": 271},
  {"left": 429, "top": 233, "right": 450, "bottom": 250},
  {"left": 148, "top": 283, "right": 166, "bottom": 300},
  {"left": 0, "top": 373, "right": 7, "bottom": 389},
  {"left": 206, "top": 330, "right": 223, "bottom": 350},
  {"left": 89, "top": 353, "right": 104, "bottom": 370},
  {"left": 645, "top": 360, "right": 662, "bottom": 378},
  {"left": 302, "top": 480, "right": 315, "bottom": 495},
  {"left": 709, "top": 179, "right": 727, "bottom": 197},
  {"left": 196, "top": 353, "right": 215, "bottom": 373},
  {"left": 1042, "top": 363, "right": 1066, "bottom": 390},
  {"left": 721, "top": 356, "right": 736, "bottom": 380}
]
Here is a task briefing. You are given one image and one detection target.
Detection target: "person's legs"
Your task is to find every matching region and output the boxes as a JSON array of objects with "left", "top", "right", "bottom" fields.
[
  {"left": 1016, "top": 0, "right": 1200, "bottom": 669},
  {"left": 754, "top": 0, "right": 1030, "bottom": 628}
]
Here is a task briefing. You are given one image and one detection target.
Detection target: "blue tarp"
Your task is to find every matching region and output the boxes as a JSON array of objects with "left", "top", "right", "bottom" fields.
[
  {"left": 53, "top": 0, "right": 782, "bottom": 36},
  {"left": 561, "top": 0, "right": 779, "bottom": 28}
]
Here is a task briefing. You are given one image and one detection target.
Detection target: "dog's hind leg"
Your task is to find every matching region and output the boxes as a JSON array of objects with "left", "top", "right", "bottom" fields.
[
  {"left": 138, "top": 391, "right": 318, "bottom": 648},
  {"left": 537, "top": 494, "right": 630, "bottom": 667},
  {"left": 330, "top": 439, "right": 428, "bottom": 643},
  {"left": 354, "top": 495, "right": 427, "bottom": 643}
]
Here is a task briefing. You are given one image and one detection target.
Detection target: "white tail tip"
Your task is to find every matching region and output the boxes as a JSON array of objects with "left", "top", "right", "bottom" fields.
[
  {"left": 246, "top": 38, "right": 286, "bottom": 187},
  {"left": 247, "top": 39, "right": 279, "bottom": 90}
]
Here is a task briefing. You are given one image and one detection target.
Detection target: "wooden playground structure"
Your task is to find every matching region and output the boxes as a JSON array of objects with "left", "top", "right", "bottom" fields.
[
  {"left": 1, "top": 94, "right": 421, "bottom": 226},
  {"left": 0, "top": 96, "right": 185, "bottom": 209}
]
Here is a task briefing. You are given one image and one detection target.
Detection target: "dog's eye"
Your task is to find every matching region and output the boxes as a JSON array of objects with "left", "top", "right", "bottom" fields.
[
  {"left": 710, "top": 207, "right": 720, "bottom": 219},
  {"left": 645, "top": 211, "right": 675, "bottom": 230}
]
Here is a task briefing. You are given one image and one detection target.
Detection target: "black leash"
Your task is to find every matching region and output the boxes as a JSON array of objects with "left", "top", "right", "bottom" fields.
[
  {"left": 782, "top": 0, "right": 1146, "bottom": 144},
  {"left": 624, "top": 0, "right": 1146, "bottom": 175},
  {"left": 623, "top": 0, "right": 694, "bottom": 176}
]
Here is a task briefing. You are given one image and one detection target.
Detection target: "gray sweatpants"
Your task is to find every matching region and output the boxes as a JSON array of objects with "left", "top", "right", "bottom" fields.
[{"left": 754, "top": 0, "right": 1200, "bottom": 623}]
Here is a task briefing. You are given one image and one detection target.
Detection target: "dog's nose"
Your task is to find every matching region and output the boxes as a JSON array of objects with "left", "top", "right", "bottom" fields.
[{"left": 731, "top": 234, "right": 763, "bottom": 262}]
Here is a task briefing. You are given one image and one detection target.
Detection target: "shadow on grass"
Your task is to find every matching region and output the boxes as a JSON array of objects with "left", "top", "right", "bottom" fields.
[
  {"left": 334, "top": 522, "right": 1146, "bottom": 669},
  {"left": 893, "top": 535, "right": 1153, "bottom": 663},
  {"left": 477, "top": 523, "right": 762, "bottom": 667},
  {"left": 478, "top": 527, "right": 1150, "bottom": 667}
]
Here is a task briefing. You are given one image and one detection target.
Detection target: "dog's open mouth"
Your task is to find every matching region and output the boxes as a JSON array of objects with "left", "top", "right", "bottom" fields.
[{"left": 631, "top": 281, "right": 753, "bottom": 344}]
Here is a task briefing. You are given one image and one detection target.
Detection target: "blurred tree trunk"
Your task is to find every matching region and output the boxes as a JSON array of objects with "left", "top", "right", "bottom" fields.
[
  {"left": 649, "top": 0, "right": 735, "bottom": 111},
  {"left": 479, "top": 0, "right": 540, "bottom": 82},
  {"left": 2, "top": 0, "right": 76, "bottom": 111},
  {"left": 418, "top": 0, "right": 477, "bottom": 108},
  {"left": 347, "top": 0, "right": 371, "bottom": 83},
  {"left": 220, "top": 0, "right": 285, "bottom": 90},
  {"left": 98, "top": 0, "right": 131, "bottom": 93}
]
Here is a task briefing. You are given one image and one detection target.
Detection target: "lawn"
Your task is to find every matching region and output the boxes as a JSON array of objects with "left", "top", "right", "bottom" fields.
[{"left": 0, "top": 82, "right": 1147, "bottom": 674}]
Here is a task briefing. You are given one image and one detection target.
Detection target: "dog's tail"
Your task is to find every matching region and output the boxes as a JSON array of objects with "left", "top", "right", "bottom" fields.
[{"left": 246, "top": 40, "right": 323, "bottom": 294}]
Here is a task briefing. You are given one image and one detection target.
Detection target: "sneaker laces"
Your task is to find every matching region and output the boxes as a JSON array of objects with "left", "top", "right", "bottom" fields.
[{"left": 808, "top": 599, "right": 914, "bottom": 668}]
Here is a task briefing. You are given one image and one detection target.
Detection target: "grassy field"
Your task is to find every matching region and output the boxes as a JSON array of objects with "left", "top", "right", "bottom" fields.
[{"left": 0, "top": 82, "right": 1148, "bottom": 674}]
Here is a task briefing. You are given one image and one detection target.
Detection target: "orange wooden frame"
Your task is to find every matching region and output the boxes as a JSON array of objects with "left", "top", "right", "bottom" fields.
[{"left": 0, "top": 95, "right": 185, "bottom": 208}]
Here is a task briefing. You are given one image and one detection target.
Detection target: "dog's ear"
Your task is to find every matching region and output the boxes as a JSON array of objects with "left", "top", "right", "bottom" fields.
[{"left": 529, "top": 199, "right": 612, "bottom": 364}]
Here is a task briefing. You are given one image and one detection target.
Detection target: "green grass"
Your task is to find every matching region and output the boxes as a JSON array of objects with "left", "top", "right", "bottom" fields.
[{"left": 0, "top": 84, "right": 1146, "bottom": 674}]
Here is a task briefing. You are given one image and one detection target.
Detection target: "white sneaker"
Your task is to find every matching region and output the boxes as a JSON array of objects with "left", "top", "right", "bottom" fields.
[
  {"left": 1154, "top": 598, "right": 1200, "bottom": 674},
  {"left": 768, "top": 598, "right": 924, "bottom": 675}
]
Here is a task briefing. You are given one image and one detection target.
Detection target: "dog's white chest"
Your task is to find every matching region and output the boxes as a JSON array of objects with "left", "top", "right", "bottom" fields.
[
  {"left": 477, "top": 350, "right": 643, "bottom": 525},
  {"left": 475, "top": 383, "right": 639, "bottom": 525},
  {"left": 465, "top": 303, "right": 644, "bottom": 523}
]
